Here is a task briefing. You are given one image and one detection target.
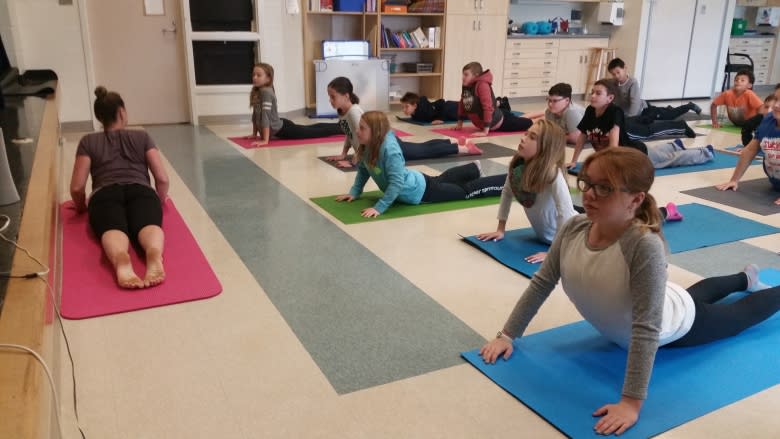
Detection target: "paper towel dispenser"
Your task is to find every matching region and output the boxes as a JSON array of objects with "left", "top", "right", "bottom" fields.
[{"left": 598, "top": 2, "right": 624, "bottom": 26}]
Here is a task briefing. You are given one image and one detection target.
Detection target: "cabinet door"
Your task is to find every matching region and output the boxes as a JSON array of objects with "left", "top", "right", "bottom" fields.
[
  {"left": 477, "top": 0, "right": 508, "bottom": 15},
  {"left": 556, "top": 50, "right": 587, "bottom": 94},
  {"left": 684, "top": 0, "right": 729, "bottom": 97},
  {"left": 447, "top": 0, "right": 478, "bottom": 15},
  {"left": 641, "top": 0, "right": 696, "bottom": 100},
  {"left": 443, "top": 14, "right": 474, "bottom": 100},
  {"left": 442, "top": 15, "right": 507, "bottom": 99},
  {"left": 478, "top": 15, "right": 509, "bottom": 96}
]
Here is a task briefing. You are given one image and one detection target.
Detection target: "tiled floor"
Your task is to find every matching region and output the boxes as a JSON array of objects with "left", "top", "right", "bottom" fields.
[{"left": 55, "top": 97, "right": 780, "bottom": 438}]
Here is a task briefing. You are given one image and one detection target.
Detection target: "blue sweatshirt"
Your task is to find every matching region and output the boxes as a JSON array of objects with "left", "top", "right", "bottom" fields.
[{"left": 349, "top": 132, "right": 426, "bottom": 213}]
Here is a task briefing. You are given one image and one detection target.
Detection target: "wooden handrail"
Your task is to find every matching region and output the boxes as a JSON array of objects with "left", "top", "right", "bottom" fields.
[{"left": 0, "top": 93, "right": 61, "bottom": 439}]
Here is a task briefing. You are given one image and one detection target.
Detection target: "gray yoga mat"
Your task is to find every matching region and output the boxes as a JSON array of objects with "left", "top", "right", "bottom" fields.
[
  {"left": 670, "top": 241, "right": 780, "bottom": 279},
  {"left": 681, "top": 178, "right": 780, "bottom": 216},
  {"left": 317, "top": 142, "right": 515, "bottom": 172}
]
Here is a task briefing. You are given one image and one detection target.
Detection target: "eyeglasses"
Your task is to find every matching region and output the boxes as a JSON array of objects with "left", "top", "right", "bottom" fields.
[
  {"left": 576, "top": 177, "right": 629, "bottom": 198},
  {"left": 546, "top": 97, "right": 566, "bottom": 104}
]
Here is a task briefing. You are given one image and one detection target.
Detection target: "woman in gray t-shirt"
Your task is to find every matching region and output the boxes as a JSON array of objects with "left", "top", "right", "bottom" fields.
[{"left": 69, "top": 86, "right": 169, "bottom": 289}]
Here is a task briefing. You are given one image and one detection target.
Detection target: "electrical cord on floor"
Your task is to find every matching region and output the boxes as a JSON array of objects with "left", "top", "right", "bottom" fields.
[
  {"left": 0, "top": 224, "right": 50, "bottom": 278},
  {"left": 0, "top": 216, "right": 86, "bottom": 438},
  {"left": 0, "top": 343, "right": 65, "bottom": 438}
]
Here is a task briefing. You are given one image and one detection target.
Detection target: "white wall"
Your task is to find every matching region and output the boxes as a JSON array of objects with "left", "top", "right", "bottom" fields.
[
  {"left": 257, "top": 0, "right": 304, "bottom": 113},
  {"left": 5, "top": 0, "right": 91, "bottom": 123}
]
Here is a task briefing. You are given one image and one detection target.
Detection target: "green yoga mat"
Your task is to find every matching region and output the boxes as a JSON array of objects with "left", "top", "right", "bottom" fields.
[
  {"left": 699, "top": 123, "right": 742, "bottom": 134},
  {"left": 311, "top": 190, "right": 500, "bottom": 224}
]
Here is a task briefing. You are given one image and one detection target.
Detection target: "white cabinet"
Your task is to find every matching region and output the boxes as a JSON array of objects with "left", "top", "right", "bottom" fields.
[
  {"left": 729, "top": 37, "right": 775, "bottom": 86},
  {"left": 447, "top": 0, "right": 508, "bottom": 15},
  {"left": 443, "top": 14, "right": 507, "bottom": 99},
  {"left": 502, "top": 37, "right": 608, "bottom": 98},
  {"left": 555, "top": 38, "right": 609, "bottom": 94},
  {"left": 641, "top": 0, "right": 730, "bottom": 99}
]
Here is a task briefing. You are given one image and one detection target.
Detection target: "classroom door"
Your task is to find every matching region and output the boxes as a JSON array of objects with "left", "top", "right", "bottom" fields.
[{"left": 86, "top": 0, "right": 190, "bottom": 124}]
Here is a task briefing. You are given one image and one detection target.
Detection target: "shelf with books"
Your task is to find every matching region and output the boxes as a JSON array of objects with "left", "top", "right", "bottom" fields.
[{"left": 379, "top": 47, "right": 443, "bottom": 51}]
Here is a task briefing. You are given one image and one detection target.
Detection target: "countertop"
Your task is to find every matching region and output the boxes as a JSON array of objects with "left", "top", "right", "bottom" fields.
[
  {"left": 730, "top": 33, "right": 775, "bottom": 39},
  {"left": 507, "top": 33, "right": 610, "bottom": 39}
]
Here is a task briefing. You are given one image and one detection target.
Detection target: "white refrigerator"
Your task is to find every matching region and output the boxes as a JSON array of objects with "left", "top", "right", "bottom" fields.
[
  {"left": 640, "top": 0, "right": 731, "bottom": 100},
  {"left": 314, "top": 59, "right": 390, "bottom": 117}
]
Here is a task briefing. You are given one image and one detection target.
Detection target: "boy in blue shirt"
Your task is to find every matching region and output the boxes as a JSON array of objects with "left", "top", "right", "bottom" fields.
[{"left": 717, "top": 89, "right": 780, "bottom": 206}]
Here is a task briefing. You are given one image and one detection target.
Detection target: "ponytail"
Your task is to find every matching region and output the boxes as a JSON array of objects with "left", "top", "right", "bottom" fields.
[{"left": 635, "top": 193, "right": 662, "bottom": 235}]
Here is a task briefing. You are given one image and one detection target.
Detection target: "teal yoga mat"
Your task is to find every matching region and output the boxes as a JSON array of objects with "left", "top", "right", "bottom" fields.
[
  {"left": 567, "top": 151, "right": 756, "bottom": 177},
  {"left": 462, "top": 204, "right": 780, "bottom": 278},
  {"left": 461, "top": 269, "right": 780, "bottom": 438},
  {"left": 311, "top": 190, "right": 501, "bottom": 224}
]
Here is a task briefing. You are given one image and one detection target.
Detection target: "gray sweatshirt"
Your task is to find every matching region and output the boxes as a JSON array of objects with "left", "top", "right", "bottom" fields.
[{"left": 612, "top": 77, "right": 647, "bottom": 118}]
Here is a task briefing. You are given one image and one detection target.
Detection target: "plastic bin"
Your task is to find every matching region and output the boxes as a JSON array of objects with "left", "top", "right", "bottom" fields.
[{"left": 334, "top": 0, "right": 364, "bottom": 12}]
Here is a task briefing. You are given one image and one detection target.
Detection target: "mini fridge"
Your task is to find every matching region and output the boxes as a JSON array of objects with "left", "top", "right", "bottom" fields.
[{"left": 314, "top": 59, "right": 390, "bottom": 117}]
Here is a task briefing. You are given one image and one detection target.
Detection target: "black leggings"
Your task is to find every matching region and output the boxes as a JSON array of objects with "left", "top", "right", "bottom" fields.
[
  {"left": 88, "top": 183, "right": 162, "bottom": 241},
  {"left": 275, "top": 118, "right": 342, "bottom": 139},
  {"left": 668, "top": 273, "right": 780, "bottom": 347},
  {"left": 493, "top": 110, "right": 533, "bottom": 132},
  {"left": 741, "top": 113, "right": 764, "bottom": 145},
  {"left": 399, "top": 139, "right": 458, "bottom": 161},
  {"left": 639, "top": 103, "right": 695, "bottom": 122},
  {"left": 625, "top": 118, "right": 690, "bottom": 141},
  {"left": 421, "top": 163, "right": 505, "bottom": 202}
]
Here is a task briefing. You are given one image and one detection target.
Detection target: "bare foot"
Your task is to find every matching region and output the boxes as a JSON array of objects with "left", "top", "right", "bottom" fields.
[
  {"left": 115, "top": 253, "right": 144, "bottom": 289},
  {"left": 143, "top": 249, "right": 166, "bottom": 288}
]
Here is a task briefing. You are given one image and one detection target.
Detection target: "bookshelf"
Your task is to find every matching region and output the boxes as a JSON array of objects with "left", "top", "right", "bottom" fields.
[{"left": 301, "top": 1, "right": 447, "bottom": 109}]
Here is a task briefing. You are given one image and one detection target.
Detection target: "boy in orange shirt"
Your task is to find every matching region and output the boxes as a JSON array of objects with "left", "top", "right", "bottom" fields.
[{"left": 710, "top": 70, "right": 763, "bottom": 128}]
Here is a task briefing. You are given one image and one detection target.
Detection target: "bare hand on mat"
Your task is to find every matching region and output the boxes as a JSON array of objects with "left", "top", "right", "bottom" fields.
[
  {"left": 524, "top": 252, "right": 547, "bottom": 264},
  {"left": 335, "top": 194, "right": 355, "bottom": 202},
  {"left": 592, "top": 397, "right": 642, "bottom": 436},
  {"left": 326, "top": 154, "right": 347, "bottom": 162},
  {"left": 476, "top": 231, "right": 504, "bottom": 242},
  {"left": 361, "top": 207, "right": 380, "bottom": 218},
  {"left": 715, "top": 181, "right": 738, "bottom": 191},
  {"left": 479, "top": 337, "right": 513, "bottom": 363}
]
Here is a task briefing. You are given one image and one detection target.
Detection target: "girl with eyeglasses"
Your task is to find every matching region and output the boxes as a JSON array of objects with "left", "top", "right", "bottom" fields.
[
  {"left": 475, "top": 120, "right": 577, "bottom": 264},
  {"left": 480, "top": 147, "right": 780, "bottom": 436}
]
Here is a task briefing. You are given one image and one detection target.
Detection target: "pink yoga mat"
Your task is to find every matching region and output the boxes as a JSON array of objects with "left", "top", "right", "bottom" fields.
[
  {"left": 60, "top": 199, "right": 222, "bottom": 319},
  {"left": 430, "top": 127, "right": 524, "bottom": 139},
  {"left": 230, "top": 129, "right": 412, "bottom": 149}
]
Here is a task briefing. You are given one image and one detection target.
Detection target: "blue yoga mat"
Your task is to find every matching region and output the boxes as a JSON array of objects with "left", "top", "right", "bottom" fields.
[
  {"left": 462, "top": 269, "right": 780, "bottom": 438},
  {"left": 462, "top": 229, "right": 549, "bottom": 278},
  {"left": 568, "top": 151, "right": 754, "bottom": 177},
  {"left": 463, "top": 204, "right": 780, "bottom": 278}
]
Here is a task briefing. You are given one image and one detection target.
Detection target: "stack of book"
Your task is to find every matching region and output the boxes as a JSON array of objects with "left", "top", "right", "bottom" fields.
[{"left": 381, "top": 25, "right": 441, "bottom": 49}]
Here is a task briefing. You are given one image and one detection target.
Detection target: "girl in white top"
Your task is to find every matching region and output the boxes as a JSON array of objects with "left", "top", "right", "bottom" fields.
[
  {"left": 326, "top": 76, "right": 364, "bottom": 163},
  {"left": 476, "top": 119, "right": 577, "bottom": 263},
  {"left": 480, "top": 147, "right": 780, "bottom": 436}
]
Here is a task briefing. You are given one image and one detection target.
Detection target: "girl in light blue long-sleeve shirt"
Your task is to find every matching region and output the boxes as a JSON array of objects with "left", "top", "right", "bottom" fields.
[{"left": 335, "top": 111, "right": 505, "bottom": 218}]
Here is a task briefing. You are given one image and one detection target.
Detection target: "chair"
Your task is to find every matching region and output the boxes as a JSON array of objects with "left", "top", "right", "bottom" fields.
[{"left": 722, "top": 51, "right": 753, "bottom": 91}]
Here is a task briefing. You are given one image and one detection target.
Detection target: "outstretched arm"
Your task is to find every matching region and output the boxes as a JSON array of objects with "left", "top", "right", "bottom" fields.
[
  {"left": 69, "top": 155, "right": 91, "bottom": 213},
  {"left": 146, "top": 148, "right": 170, "bottom": 202}
]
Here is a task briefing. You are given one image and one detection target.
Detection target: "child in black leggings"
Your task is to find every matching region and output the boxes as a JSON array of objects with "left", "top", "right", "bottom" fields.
[{"left": 249, "top": 63, "right": 341, "bottom": 146}]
